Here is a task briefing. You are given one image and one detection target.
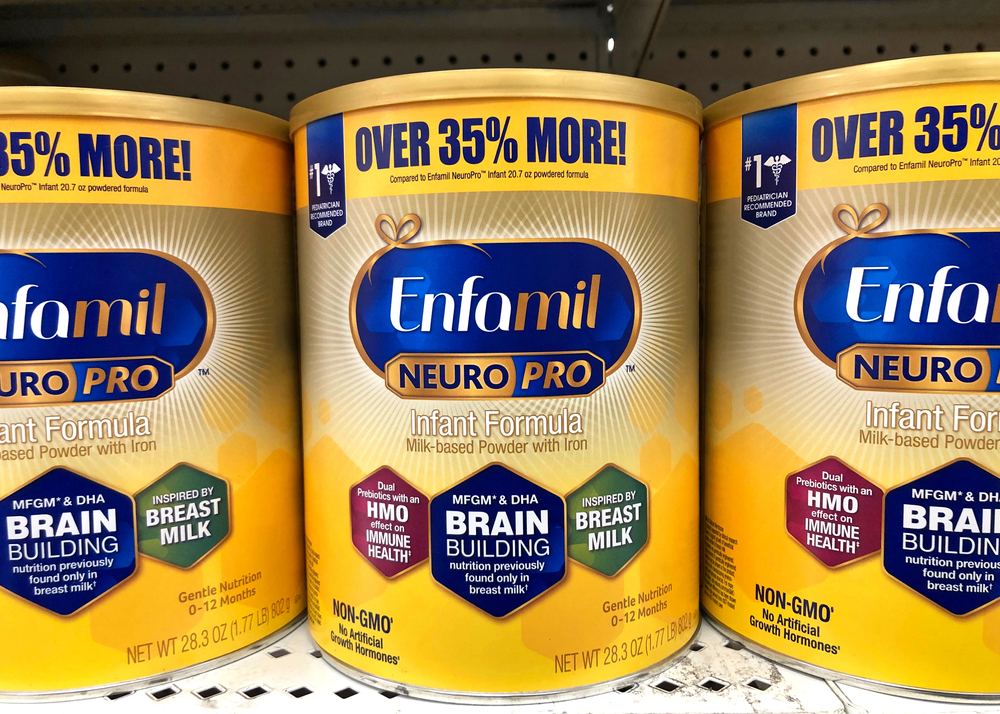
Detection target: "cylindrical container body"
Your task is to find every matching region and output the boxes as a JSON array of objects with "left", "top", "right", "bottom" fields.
[
  {"left": 0, "top": 88, "right": 305, "bottom": 698},
  {"left": 292, "top": 69, "right": 702, "bottom": 701},
  {"left": 703, "top": 53, "right": 1000, "bottom": 700}
]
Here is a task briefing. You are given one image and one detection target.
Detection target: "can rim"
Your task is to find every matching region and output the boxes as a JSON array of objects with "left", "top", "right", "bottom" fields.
[
  {"left": 289, "top": 68, "right": 703, "bottom": 133},
  {"left": 704, "top": 52, "right": 1000, "bottom": 128},
  {"left": 0, "top": 86, "right": 290, "bottom": 141}
]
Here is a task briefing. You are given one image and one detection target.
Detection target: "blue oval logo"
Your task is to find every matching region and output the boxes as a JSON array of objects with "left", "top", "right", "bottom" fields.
[
  {"left": 351, "top": 215, "right": 640, "bottom": 399},
  {"left": 0, "top": 251, "right": 213, "bottom": 406},
  {"left": 796, "top": 204, "right": 1000, "bottom": 392}
]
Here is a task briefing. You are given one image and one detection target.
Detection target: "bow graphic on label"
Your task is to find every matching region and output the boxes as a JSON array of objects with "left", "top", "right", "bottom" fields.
[
  {"left": 375, "top": 213, "right": 422, "bottom": 247},
  {"left": 832, "top": 203, "right": 889, "bottom": 239},
  {"left": 821, "top": 203, "right": 965, "bottom": 273}
]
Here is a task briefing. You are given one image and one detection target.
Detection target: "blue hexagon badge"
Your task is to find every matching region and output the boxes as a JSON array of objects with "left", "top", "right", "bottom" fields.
[
  {"left": 430, "top": 464, "right": 565, "bottom": 617},
  {"left": 885, "top": 459, "right": 1000, "bottom": 615},
  {"left": 0, "top": 468, "right": 136, "bottom": 616}
]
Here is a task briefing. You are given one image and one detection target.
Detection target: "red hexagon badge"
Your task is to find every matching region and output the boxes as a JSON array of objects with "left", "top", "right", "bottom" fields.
[
  {"left": 351, "top": 467, "right": 428, "bottom": 578},
  {"left": 786, "top": 456, "right": 883, "bottom": 567}
]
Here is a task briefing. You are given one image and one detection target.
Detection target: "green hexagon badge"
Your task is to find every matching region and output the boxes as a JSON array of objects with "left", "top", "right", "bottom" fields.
[
  {"left": 135, "top": 464, "right": 230, "bottom": 568},
  {"left": 567, "top": 465, "right": 648, "bottom": 576}
]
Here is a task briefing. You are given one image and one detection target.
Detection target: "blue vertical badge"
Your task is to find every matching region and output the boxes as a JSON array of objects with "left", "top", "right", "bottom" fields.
[
  {"left": 306, "top": 113, "right": 346, "bottom": 238},
  {"left": 741, "top": 104, "right": 797, "bottom": 229}
]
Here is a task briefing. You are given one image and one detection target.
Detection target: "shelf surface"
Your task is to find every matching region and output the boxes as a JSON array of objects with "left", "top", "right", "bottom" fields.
[{"left": 3, "top": 618, "right": 998, "bottom": 713}]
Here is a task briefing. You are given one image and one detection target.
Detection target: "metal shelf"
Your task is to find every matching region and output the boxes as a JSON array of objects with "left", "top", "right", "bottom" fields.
[
  {"left": 0, "top": 619, "right": 834, "bottom": 713},
  {"left": 4, "top": 618, "right": 999, "bottom": 713}
]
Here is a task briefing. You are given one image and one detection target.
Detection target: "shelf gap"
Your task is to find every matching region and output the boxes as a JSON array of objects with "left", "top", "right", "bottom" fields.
[
  {"left": 147, "top": 685, "right": 180, "bottom": 701},
  {"left": 193, "top": 685, "right": 225, "bottom": 700},
  {"left": 698, "top": 677, "right": 730, "bottom": 692},
  {"left": 238, "top": 684, "right": 271, "bottom": 699}
]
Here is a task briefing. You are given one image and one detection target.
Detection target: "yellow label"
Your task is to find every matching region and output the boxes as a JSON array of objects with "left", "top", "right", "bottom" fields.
[
  {"left": 705, "top": 80, "right": 1000, "bottom": 694},
  {"left": 294, "top": 98, "right": 699, "bottom": 206},
  {"left": 297, "top": 95, "right": 701, "bottom": 694},
  {"left": 0, "top": 119, "right": 304, "bottom": 694},
  {"left": 708, "top": 82, "right": 1000, "bottom": 202},
  {"left": 0, "top": 117, "right": 292, "bottom": 214}
]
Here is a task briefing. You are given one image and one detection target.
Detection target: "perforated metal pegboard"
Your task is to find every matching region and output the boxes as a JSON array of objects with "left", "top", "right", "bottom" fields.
[
  {"left": 3, "top": 1, "right": 1000, "bottom": 116},
  {"left": 34, "top": 35, "right": 602, "bottom": 117},
  {"left": 0, "top": 2, "right": 615, "bottom": 117},
  {"left": 640, "top": 0, "right": 1000, "bottom": 108}
]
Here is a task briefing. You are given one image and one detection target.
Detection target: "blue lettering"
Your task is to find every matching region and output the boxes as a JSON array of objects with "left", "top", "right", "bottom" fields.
[{"left": 527, "top": 117, "right": 556, "bottom": 163}]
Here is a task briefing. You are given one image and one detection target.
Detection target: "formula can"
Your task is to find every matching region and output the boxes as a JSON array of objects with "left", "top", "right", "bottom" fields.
[
  {"left": 0, "top": 88, "right": 305, "bottom": 698},
  {"left": 703, "top": 53, "right": 1000, "bottom": 700},
  {"left": 291, "top": 69, "right": 701, "bottom": 701}
]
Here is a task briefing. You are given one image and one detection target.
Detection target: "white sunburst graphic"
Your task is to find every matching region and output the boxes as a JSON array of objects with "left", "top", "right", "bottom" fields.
[
  {"left": 707, "top": 180, "right": 1000, "bottom": 489},
  {"left": 298, "top": 190, "right": 701, "bottom": 495},
  {"left": 0, "top": 202, "right": 297, "bottom": 497}
]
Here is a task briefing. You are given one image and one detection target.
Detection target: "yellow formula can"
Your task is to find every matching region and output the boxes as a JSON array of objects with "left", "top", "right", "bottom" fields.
[
  {"left": 291, "top": 69, "right": 702, "bottom": 701},
  {"left": 703, "top": 53, "right": 1000, "bottom": 700},
  {"left": 0, "top": 88, "right": 305, "bottom": 698}
]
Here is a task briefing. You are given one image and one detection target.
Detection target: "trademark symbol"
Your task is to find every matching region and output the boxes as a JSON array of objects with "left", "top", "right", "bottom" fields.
[
  {"left": 625, "top": 364, "right": 636, "bottom": 373},
  {"left": 198, "top": 368, "right": 211, "bottom": 376}
]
